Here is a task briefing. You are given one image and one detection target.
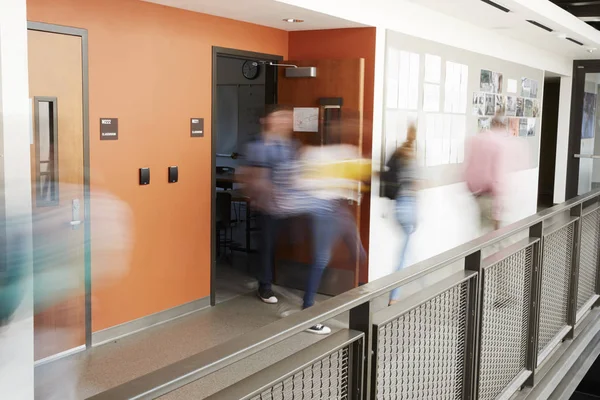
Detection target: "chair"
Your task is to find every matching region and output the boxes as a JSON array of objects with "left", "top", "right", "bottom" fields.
[
  {"left": 216, "top": 166, "right": 235, "bottom": 191},
  {"left": 217, "top": 166, "right": 243, "bottom": 222},
  {"left": 216, "top": 191, "right": 233, "bottom": 258}
]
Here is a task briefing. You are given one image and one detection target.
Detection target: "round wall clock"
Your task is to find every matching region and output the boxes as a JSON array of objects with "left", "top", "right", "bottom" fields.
[{"left": 242, "top": 60, "right": 260, "bottom": 80}]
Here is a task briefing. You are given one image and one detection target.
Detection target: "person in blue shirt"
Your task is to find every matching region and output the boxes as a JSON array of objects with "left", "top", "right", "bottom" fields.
[{"left": 240, "top": 106, "right": 334, "bottom": 335}]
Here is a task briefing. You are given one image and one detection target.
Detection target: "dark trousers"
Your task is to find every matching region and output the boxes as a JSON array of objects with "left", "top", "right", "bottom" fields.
[
  {"left": 303, "top": 205, "right": 366, "bottom": 309},
  {"left": 258, "top": 206, "right": 366, "bottom": 308},
  {"left": 257, "top": 212, "right": 281, "bottom": 291}
]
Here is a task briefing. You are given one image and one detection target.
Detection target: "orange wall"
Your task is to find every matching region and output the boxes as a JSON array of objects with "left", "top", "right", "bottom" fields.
[
  {"left": 27, "top": 0, "right": 288, "bottom": 331},
  {"left": 289, "top": 28, "right": 376, "bottom": 283}
]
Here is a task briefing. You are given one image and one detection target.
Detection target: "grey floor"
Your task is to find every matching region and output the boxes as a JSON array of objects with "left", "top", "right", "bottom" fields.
[
  {"left": 34, "top": 212, "right": 405, "bottom": 399},
  {"left": 34, "top": 248, "right": 347, "bottom": 400}
]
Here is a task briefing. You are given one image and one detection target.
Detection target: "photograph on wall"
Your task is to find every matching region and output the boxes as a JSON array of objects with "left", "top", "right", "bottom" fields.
[
  {"left": 480, "top": 69, "right": 493, "bottom": 92},
  {"left": 495, "top": 94, "right": 504, "bottom": 114},
  {"left": 485, "top": 94, "right": 495, "bottom": 116},
  {"left": 524, "top": 99, "right": 534, "bottom": 118},
  {"left": 582, "top": 91, "right": 597, "bottom": 139},
  {"left": 478, "top": 117, "right": 491, "bottom": 132},
  {"left": 532, "top": 100, "right": 540, "bottom": 118},
  {"left": 509, "top": 118, "right": 519, "bottom": 137},
  {"left": 521, "top": 77, "right": 531, "bottom": 98},
  {"left": 516, "top": 97, "right": 524, "bottom": 117},
  {"left": 492, "top": 71, "right": 503, "bottom": 94},
  {"left": 507, "top": 79, "right": 518, "bottom": 94},
  {"left": 530, "top": 80, "right": 538, "bottom": 98},
  {"left": 505, "top": 96, "right": 517, "bottom": 116},
  {"left": 472, "top": 92, "right": 485, "bottom": 116},
  {"left": 519, "top": 118, "right": 528, "bottom": 137},
  {"left": 527, "top": 118, "right": 536, "bottom": 137}
]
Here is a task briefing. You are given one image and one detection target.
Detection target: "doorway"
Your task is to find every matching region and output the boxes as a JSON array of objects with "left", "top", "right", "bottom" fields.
[
  {"left": 538, "top": 77, "right": 560, "bottom": 209},
  {"left": 210, "top": 47, "right": 282, "bottom": 305},
  {"left": 567, "top": 61, "right": 600, "bottom": 199},
  {"left": 27, "top": 23, "right": 90, "bottom": 362}
]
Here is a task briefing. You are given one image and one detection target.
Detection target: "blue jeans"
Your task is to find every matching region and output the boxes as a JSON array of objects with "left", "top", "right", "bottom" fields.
[
  {"left": 390, "top": 196, "right": 417, "bottom": 301},
  {"left": 303, "top": 206, "right": 365, "bottom": 309}
]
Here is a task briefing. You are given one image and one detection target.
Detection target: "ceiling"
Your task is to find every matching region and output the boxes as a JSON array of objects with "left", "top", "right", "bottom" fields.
[
  {"left": 550, "top": 0, "right": 600, "bottom": 30},
  {"left": 142, "top": 0, "right": 367, "bottom": 31},
  {"left": 410, "top": 0, "right": 600, "bottom": 58}
]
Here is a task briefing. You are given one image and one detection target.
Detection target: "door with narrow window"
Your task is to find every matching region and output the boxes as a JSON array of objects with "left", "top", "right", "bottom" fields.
[{"left": 27, "top": 29, "right": 86, "bottom": 361}]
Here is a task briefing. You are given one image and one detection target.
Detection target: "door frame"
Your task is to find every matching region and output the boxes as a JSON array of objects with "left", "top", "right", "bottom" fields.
[
  {"left": 210, "top": 47, "right": 283, "bottom": 306},
  {"left": 27, "top": 22, "right": 92, "bottom": 349},
  {"left": 567, "top": 60, "right": 600, "bottom": 200}
]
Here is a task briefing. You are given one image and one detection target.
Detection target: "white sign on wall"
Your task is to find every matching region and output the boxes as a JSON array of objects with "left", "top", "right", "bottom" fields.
[{"left": 293, "top": 107, "right": 319, "bottom": 132}]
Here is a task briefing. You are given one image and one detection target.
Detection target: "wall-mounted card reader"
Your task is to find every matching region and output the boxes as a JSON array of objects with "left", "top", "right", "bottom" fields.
[
  {"left": 168, "top": 166, "right": 178, "bottom": 183},
  {"left": 139, "top": 168, "right": 150, "bottom": 185}
]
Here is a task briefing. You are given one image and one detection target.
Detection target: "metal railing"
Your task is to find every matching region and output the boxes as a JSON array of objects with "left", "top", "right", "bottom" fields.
[{"left": 89, "top": 189, "right": 600, "bottom": 400}]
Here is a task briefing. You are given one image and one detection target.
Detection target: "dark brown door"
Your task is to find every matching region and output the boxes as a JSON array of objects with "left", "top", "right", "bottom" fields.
[{"left": 276, "top": 58, "right": 365, "bottom": 292}]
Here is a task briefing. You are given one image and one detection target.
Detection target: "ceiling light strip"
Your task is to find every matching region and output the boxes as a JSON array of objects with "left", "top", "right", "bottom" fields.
[
  {"left": 526, "top": 20, "right": 553, "bottom": 32},
  {"left": 481, "top": 0, "right": 510, "bottom": 13},
  {"left": 566, "top": 37, "right": 585, "bottom": 45}
]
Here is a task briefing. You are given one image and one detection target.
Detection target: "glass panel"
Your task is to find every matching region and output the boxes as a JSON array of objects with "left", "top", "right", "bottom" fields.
[
  {"left": 578, "top": 73, "right": 600, "bottom": 196},
  {"left": 38, "top": 102, "right": 51, "bottom": 162},
  {"left": 36, "top": 99, "right": 58, "bottom": 206}
]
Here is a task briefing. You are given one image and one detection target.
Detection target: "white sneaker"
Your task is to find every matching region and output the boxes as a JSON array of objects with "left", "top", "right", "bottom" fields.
[
  {"left": 306, "top": 324, "right": 331, "bottom": 335},
  {"left": 257, "top": 288, "right": 278, "bottom": 304}
]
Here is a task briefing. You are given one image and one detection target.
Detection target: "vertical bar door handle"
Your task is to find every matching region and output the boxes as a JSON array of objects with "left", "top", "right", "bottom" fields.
[{"left": 71, "top": 198, "right": 83, "bottom": 228}]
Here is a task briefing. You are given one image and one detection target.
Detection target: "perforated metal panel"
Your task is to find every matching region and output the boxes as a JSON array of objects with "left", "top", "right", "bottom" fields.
[
  {"left": 578, "top": 210, "right": 600, "bottom": 313},
  {"left": 375, "top": 282, "right": 468, "bottom": 400},
  {"left": 478, "top": 245, "right": 533, "bottom": 400},
  {"left": 249, "top": 346, "right": 350, "bottom": 400},
  {"left": 538, "top": 223, "right": 573, "bottom": 357}
]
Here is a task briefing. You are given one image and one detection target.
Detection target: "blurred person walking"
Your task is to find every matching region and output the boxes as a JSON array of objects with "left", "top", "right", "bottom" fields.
[
  {"left": 381, "top": 124, "right": 418, "bottom": 305},
  {"left": 241, "top": 107, "right": 299, "bottom": 305},
  {"left": 464, "top": 113, "right": 509, "bottom": 235},
  {"left": 242, "top": 107, "right": 365, "bottom": 335},
  {"left": 465, "top": 112, "right": 515, "bottom": 307},
  {"left": 0, "top": 181, "right": 133, "bottom": 399}
]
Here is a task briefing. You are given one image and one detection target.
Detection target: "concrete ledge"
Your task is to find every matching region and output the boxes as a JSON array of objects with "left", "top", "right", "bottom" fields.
[{"left": 514, "top": 309, "right": 600, "bottom": 400}]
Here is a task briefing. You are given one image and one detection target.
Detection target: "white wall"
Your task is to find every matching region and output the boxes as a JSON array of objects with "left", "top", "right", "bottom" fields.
[
  {"left": 370, "top": 27, "right": 543, "bottom": 281},
  {"left": 277, "top": 0, "right": 573, "bottom": 282},
  {"left": 0, "top": 0, "right": 34, "bottom": 397}
]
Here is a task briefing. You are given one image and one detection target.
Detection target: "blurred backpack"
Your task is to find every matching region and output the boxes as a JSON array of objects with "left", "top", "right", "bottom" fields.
[{"left": 381, "top": 151, "right": 401, "bottom": 200}]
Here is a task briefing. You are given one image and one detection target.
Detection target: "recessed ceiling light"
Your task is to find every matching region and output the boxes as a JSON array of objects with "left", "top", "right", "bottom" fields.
[
  {"left": 283, "top": 18, "right": 304, "bottom": 23},
  {"left": 588, "top": 47, "right": 597, "bottom": 53},
  {"left": 556, "top": 33, "right": 567, "bottom": 39}
]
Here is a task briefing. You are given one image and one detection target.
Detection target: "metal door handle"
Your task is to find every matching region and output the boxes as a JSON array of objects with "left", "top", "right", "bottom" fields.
[
  {"left": 71, "top": 199, "right": 82, "bottom": 230},
  {"left": 575, "top": 154, "right": 600, "bottom": 159}
]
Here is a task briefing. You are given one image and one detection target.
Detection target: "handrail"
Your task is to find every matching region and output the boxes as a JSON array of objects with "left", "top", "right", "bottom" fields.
[{"left": 88, "top": 188, "right": 600, "bottom": 400}]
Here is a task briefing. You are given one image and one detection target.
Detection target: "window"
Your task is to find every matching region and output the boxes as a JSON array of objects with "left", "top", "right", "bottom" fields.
[{"left": 35, "top": 97, "right": 59, "bottom": 206}]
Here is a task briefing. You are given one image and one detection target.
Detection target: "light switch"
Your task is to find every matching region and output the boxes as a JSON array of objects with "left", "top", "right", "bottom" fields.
[{"left": 139, "top": 168, "right": 150, "bottom": 185}]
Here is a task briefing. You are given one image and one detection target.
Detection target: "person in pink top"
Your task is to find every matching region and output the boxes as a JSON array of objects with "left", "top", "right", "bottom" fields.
[{"left": 465, "top": 113, "right": 510, "bottom": 234}]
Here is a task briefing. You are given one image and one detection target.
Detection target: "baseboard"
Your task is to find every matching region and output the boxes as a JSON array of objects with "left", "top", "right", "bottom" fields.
[
  {"left": 92, "top": 296, "right": 210, "bottom": 347},
  {"left": 34, "top": 344, "right": 86, "bottom": 367}
]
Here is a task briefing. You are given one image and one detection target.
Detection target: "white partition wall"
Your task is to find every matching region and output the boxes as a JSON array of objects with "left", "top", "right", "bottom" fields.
[
  {"left": 369, "top": 29, "right": 544, "bottom": 282},
  {"left": 0, "top": 0, "right": 34, "bottom": 397}
]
